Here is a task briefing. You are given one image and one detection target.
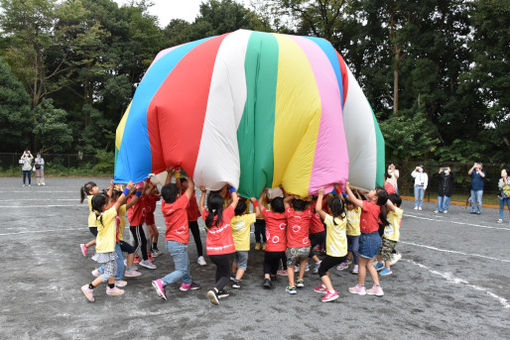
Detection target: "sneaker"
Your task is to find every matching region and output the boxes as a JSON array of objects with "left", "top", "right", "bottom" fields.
[
  {"left": 366, "top": 284, "right": 384, "bottom": 297},
  {"left": 151, "top": 250, "right": 161, "bottom": 258},
  {"left": 263, "top": 278, "right": 272, "bottom": 289},
  {"left": 197, "top": 256, "right": 207, "bottom": 266},
  {"left": 277, "top": 269, "right": 288, "bottom": 276},
  {"left": 207, "top": 289, "right": 220, "bottom": 305},
  {"left": 230, "top": 274, "right": 236, "bottom": 281},
  {"left": 374, "top": 262, "right": 385, "bottom": 271},
  {"left": 294, "top": 265, "right": 300, "bottom": 273},
  {"left": 180, "top": 281, "right": 201, "bottom": 292},
  {"left": 418, "top": 207, "right": 422, "bottom": 211},
  {"left": 134, "top": 254, "right": 141, "bottom": 264},
  {"left": 321, "top": 290, "right": 339, "bottom": 302},
  {"left": 348, "top": 284, "right": 366, "bottom": 295},
  {"left": 380, "top": 268, "right": 392, "bottom": 276},
  {"left": 147, "top": 253, "right": 154, "bottom": 262},
  {"left": 305, "top": 263, "right": 310, "bottom": 272},
  {"left": 115, "top": 280, "right": 128, "bottom": 288},
  {"left": 313, "top": 261, "right": 321, "bottom": 274},
  {"left": 254, "top": 242, "right": 261, "bottom": 251},
  {"left": 124, "top": 269, "right": 142, "bottom": 278},
  {"left": 414, "top": 206, "right": 418, "bottom": 210},
  {"left": 433, "top": 210, "right": 439, "bottom": 213},
  {"left": 314, "top": 284, "right": 327, "bottom": 294},
  {"left": 443, "top": 210, "right": 448, "bottom": 214},
  {"left": 346, "top": 258, "right": 352, "bottom": 265},
  {"left": 232, "top": 280, "right": 241, "bottom": 289},
  {"left": 152, "top": 279, "right": 167, "bottom": 300},
  {"left": 139, "top": 259, "right": 157, "bottom": 270},
  {"left": 296, "top": 279, "right": 304, "bottom": 288},
  {"left": 336, "top": 262, "right": 349, "bottom": 271},
  {"left": 91, "top": 268, "right": 100, "bottom": 277},
  {"left": 389, "top": 252, "right": 402, "bottom": 266},
  {"left": 217, "top": 290, "right": 229, "bottom": 299},
  {"left": 106, "top": 286, "right": 125, "bottom": 296},
  {"left": 81, "top": 285, "right": 95, "bottom": 302},
  {"left": 80, "top": 244, "right": 88, "bottom": 256},
  {"left": 351, "top": 265, "right": 359, "bottom": 274},
  {"left": 477, "top": 212, "right": 481, "bottom": 215},
  {"left": 286, "top": 286, "right": 297, "bottom": 295},
  {"left": 262, "top": 243, "right": 266, "bottom": 251},
  {"left": 497, "top": 219, "right": 503, "bottom": 224}
]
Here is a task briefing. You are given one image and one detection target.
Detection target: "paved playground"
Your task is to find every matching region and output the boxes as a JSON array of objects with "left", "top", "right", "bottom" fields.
[{"left": 1, "top": 177, "right": 509, "bottom": 339}]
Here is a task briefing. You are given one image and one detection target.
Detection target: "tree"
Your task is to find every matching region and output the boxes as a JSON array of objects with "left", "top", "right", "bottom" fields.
[
  {"left": 0, "top": 56, "right": 33, "bottom": 152},
  {"left": 32, "top": 98, "right": 73, "bottom": 152}
]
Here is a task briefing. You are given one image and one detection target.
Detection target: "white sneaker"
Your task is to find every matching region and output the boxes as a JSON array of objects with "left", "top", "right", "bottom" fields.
[
  {"left": 115, "top": 280, "right": 128, "bottom": 288},
  {"left": 433, "top": 210, "right": 438, "bottom": 213},
  {"left": 389, "top": 252, "right": 402, "bottom": 266},
  {"left": 497, "top": 219, "right": 503, "bottom": 224},
  {"left": 313, "top": 261, "right": 321, "bottom": 274},
  {"left": 443, "top": 210, "right": 448, "bottom": 214},
  {"left": 139, "top": 259, "right": 157, "bottom": 270},
  {"left": 91, "top": 268, "right": 100, "bottom": 277},
  {"left": 413, "top": 206, "right": 418, "bottom": 210},
  {"left": 37, "top": 183, "right": 41, "bottom": 186},
  {"left": 418, "top": 207, "right": 422, "bottom": 211},
  {"left": 124, "top": 269, "right": 142, "bottom": 278},
  {"left": 197, "top": 256, "right": 207, "bottom": 266}
]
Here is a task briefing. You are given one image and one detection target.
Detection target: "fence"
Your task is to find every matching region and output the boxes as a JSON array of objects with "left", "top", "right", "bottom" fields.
[{"left": 0, "top": 152, "right": 99, "bottom": 172}]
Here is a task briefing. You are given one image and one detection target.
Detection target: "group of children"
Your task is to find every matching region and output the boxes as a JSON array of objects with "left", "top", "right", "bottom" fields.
[{"left": 79, "top": 169, "right": 403, "bottom": 305}]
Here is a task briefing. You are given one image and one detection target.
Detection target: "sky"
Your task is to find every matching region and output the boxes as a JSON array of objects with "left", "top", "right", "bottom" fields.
[{"left": 113, "top": 0, "right": 252, "bottom": 27}]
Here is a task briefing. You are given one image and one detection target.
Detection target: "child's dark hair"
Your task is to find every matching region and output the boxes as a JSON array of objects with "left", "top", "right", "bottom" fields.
[
  {"left": 205, "top": 191, "right": 224, "bottom": 228},
  {"left": 375, "top": 187, "right": 389, "bottom": 227},
  {"left": 388, "top": 193, "right": 402, "bottom": 207},
  {"left": 179, "top": 177, "right": 188, "bottom": 184},
  {"left": 235, "top": 199, "right": 247, "bottom": 216},
  {"left": 111, "top": 189, "right": 123, "bottom": 202},
  {"left": 328, "top": 196, "right": 345, "bottom": 219},
  {"left": 270, "top": 197, "right": 285, "bottom": 213},
  {"left": 161, "top": 183, "right": 179, "bottom": 203},
  {"left": 80, "top": 181, "right": 97, "bottom": 203},
  {"left": 292, "top": 198, "right": 307, "bottom": 211},
  {"left": 91, "top": 193, "right": 108, "bottom": 225}
]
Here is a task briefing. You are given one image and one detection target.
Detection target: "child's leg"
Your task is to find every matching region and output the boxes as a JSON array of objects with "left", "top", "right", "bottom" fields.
[
  {"left": 270, "top": 253, "right": 282, "bottom": 276},
  {"left": 319, "top": 256, "right": 342, "bottom": 291},
  {"left": 210, "top": 254, "right": 231, "bottom": 291},
  {"left": 131, "top": 225, "right": 148, "bottom": 261},
  {"left": 120, "top": 241, "right": 136, "bottom": 269},
  {"left": 86, "top": 227, "right": 97, "bottom": 248},
  {"left": 161, "top": 241, "right": 190, "bottom": 285},
  {"left": 254, "top": 220, "right": 262, "bottom": 244},
  {"left": 366, "top": 258, "right": 380, "bottom": 285},
  {"left": 235, "top": 251, "right": 248, "bottom": 280},
  {"left": 149, "top": 224, "right": 159, "bottom": 249},
  {"left": 358, "top": 256, "right": 368, "bottom": 286},
  {"left": 298, "top": 258, "right": 307, "bottom": 281},
  {"left": 261, "top": 220, "right": 267, "bottom": 244},
  {"left": 352, "top": 236, "right": 359, "bottom": 265},
  {"left": 263, "top": 252, "right": 272, "bottom": 279},
  {"left": 188, "top": 221, "right": 204, "bottom": 257},
  {"left": 114, "top": 243, "right": 124, "bottom": 280},
  {"left": 287, "top": 265, "right": 295, "bottom": 286}
]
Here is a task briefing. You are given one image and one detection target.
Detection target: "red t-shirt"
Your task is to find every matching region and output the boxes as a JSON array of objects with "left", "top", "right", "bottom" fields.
[
  {"left": 144, "top": 193, "right": 160, "bottom": 215},
  {"left": 384, "top": 182, "right": 396, "bottom": 195},
  {"left": 360, "top": 200, "right": 381, "bottom": 234},
  {"left": 185, "top": 191, "right": 201, "bottom": 222},
  {"left": 162, "top": 195, "right": 190, "bottom": 244},
  {"left": 128, "top": 195, "right": 146, "bottom": 226},
  {"left": 202, "top": 206, "right": 236, "bottom": 255},
  {"left": 310, "top": 211, "right": 325, "bottom": 234},
  {"left": 285, "top": 207, "right": 312, "bottom": 248},
  {"left": 262, "top": 208, "right": 287, "bottom": 252}
]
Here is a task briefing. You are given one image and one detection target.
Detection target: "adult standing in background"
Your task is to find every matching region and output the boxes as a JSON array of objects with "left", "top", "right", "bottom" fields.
[
  {"left": 385, "top": 163, "right": 399, "bottom": 195},
  {"left": 19, "top": 149, "right": 33, "bottom": 187},
  {"left": 497, "top": 169, "right": 510, "bottom": 223},
  {"left": 434, "top": 167, "right": 454, "bottom": 214},
  {"left": 468, "top": 162, "right": 486, "bottom": 215},
  {"left": 34, "top": 152, "right": 45, "bottom": 186},
  {"left": 411, "top": 165, "right": 428, "bottom": 210}
]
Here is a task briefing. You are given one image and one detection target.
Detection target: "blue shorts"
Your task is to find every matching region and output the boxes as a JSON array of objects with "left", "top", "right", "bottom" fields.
[{"left": 359, "top": 232, "right": 381, "bottom": 259}]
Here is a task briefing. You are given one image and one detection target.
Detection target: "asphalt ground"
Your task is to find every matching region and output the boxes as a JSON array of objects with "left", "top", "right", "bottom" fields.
[{"left": 0, "top": 177, "right": 509, "bottom": 339}]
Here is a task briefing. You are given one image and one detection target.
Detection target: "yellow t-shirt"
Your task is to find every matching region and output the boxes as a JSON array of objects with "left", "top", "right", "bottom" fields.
[
  {"left": 95, "top": 206, "right": 118, "bottom": 253},
  {"left": 384, "top": 207, "right": 403, "bottom": 242},
  {"left": 346, "top": 207, "right": 361, "bottom": 236},
  {"left": 117, "top": 204, "right": 127, "bottom": 241},
  {"left": 324, "top": 214, "right": 347, "bottom": 257},
  {"left": 87, "top": 195, "right": 100, "bottom": 228},
  {"left": 230, "top": 213, "right": 256, "bottom": 251}
]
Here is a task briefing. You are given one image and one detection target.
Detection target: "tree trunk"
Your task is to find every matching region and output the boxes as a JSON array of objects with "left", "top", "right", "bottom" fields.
[{"left": 393, "top": 50, "right": 399, "bottom": 113}]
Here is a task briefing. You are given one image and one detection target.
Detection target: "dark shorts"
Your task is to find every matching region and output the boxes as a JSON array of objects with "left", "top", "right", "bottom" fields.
[
  {"left": 119, "top": 240, "right": 136, "bottom": 254},
  {"left": 89, "top": 227, "right": 98, "bottom": 237},
  {"left": 359, "top": 232, "right": 381, "bottom": 259}
]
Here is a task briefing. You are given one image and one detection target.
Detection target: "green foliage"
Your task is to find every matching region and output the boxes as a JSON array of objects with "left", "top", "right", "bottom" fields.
[
  {"left": 92, "top": 148, "right": 114, "bottom": 173},
  {"left": 33, "top": 98, "right": 73, "bottom": 152}
]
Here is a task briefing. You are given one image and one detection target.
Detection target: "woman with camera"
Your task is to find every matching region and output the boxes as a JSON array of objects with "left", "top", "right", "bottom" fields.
[
  {"left": 497, "top": 169, "right": 510, "bottom": 223},
  {"left": 411, "top": 165, "right": 428, "bottom": 210},
  {"left": 434, "top": 167, "right": 454, "bottom": 214},
  {"left": 19, "top": 149, "right": 34, "bottom": 187},
  {"left": 468, "top": 162, "right": 486, "bottom": 215}
]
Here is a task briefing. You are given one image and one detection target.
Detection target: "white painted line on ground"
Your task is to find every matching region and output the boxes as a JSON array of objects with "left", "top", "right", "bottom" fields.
[
  {"left": 0, "top": 227, "right": 82, "bottom": 236},
  {"left": 0, "top": 204, "right": 82, "bottom": 208},
  {"left": 400, "top": 241, "right": 510, "bottom": 263},
  {"left": 404, "top": 213, "right": 510, "bottom": 231},
  {"left": 405, "top": 259, "right": 510, "bottom": 309}
]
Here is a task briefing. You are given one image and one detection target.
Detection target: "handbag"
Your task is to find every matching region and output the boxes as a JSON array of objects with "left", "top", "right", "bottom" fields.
[
  {"left": 501, "top": 184, "right": 510, "bottom": 199},
  {"left": 35, "top": 163, "right": 41, "bottom": 170}
]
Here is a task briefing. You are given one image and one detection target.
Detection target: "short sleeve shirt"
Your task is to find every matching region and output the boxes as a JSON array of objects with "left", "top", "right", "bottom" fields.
[
  {"left": 471, "top": 171, "right": 486, "bottom": 191},
  {"left": 162, "top": 195, "right": 190, "bottom": 244},
  {"left": 262, "top": 208, "right": 287, "bottom": 252},
  {"left": 346, "top": 207, "right": 361, "bottom": 236},
  {"left": 310, "top": 211, "right": 325, "bottom": 234},
  {"left": 230, "top": 213, "right": 256, "bottom": 251},
  {"left": 203, "top": 206, "right": 236, "bottom": 255},
  {"left": 128, "top": 195, "right": 146, "bottom": 226},
  {"left": 285, "top": 207, "right": 312, "bottom": 248},
  {"left": 96, "top": 206, "right": 118, "bottom": 253},
  {"left": 384, "top": 207, "right": 403, "bottom": 242},
  {"left": 117, "top": 204, "right": 127, "bottom": 241},
  {"left": 360, "top": 200, "right": 381, "bottom": 234},
  {"left": 87, "top": 195, "right": 100, "bottom": 228},
  {"left": 324, "top": 214, "right": 347, "bottom": 257}
]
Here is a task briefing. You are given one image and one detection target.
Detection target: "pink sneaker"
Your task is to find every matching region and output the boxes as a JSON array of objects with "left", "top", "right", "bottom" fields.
[
  {"left": 277, "top": 269, "right": 288, "bottom": 276},
  {"left": 336, "top": 262, "right": 349, "bottom": 271},
  {"left": 124, "top": 269, "right": 142, "bottom": 278},
  {"left": 321, "top": 290, "right": 339, "bottom": 302},
  {"left": 366, "top": 284, "right": 384, "bottom": 297},
  {"left": 106, "top": 286, "right": 125, "bottom": 296},
  {"left": 80, "top": 244, "right": 88, "bottom": 256},
  {"left": 180, "top": 282, "right": 201, "bottom": 292},
  {"left": 152, "top": 279, "right": 167, "bottom": 300},
  {"left": 348, "top": 284, "right": 366, "bottom": 295},
  {"left": 81, "top": 284, "right": 94, "bottom": 302},
  {"left": 313, "top": 284, "right": 327, "bottom": 294}
]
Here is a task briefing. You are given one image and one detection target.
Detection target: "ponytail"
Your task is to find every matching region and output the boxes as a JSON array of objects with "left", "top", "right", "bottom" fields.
[
  {"left": 81, "top": 181, "right": 97, "bottom": 203},
  {"left": 91, "top": 192, "right": 107, "bottom": 226},
  {"left": 80, "top": 186, "right": 86, "bottom": 203},
  {"left": 205, "top": 192, "right": 225, "bottom": 228},
  {"left": 379, "top": 205, "right": 389, "bottom": 228}
]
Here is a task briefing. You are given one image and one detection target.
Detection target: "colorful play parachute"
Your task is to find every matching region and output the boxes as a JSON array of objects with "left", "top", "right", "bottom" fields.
[{"left": 114, "top": 29, "right": 385, "bottom": 197}]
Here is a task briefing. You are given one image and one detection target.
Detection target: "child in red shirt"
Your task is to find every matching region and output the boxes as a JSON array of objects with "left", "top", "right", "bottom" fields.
[
  {"left": 151, "top": 169, "right": 199, "bottom": 301},
  {"left": 345, "top": 182, "right": 388, "bottom": 297},
  {"left": 283, "top": 194, "right": 312, "bottom": 295},
  {"left": 200, "top": 186, "right": 239, "bottom": 305},
  {"left": 144, "top": 182, "right": 161, "bottom": 258}
]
